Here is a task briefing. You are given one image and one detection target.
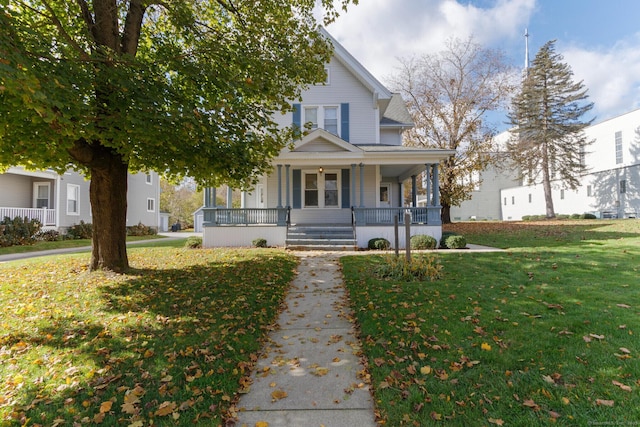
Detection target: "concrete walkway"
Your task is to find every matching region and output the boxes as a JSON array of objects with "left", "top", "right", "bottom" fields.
[{"left": 234, "top": 252, "right": 377, "bottom": 427}]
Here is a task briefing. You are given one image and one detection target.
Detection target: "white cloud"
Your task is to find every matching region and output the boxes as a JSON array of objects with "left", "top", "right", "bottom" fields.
[
  {"left": 562, "top": 35, "right": 640, "bottom": 120},
  {"left": 326, "top": 0, "right": 536, "bottom": 82}
]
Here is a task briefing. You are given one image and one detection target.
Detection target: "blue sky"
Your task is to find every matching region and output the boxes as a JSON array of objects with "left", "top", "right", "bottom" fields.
[{"left": 326, "top": 0, "right": 640, "bottom": 128}]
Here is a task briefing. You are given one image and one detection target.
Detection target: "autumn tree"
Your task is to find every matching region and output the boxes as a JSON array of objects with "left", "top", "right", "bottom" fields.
[
  {"left": 391, "top": 36, "right": 517, "bottom": 223},
  {"left": 0, "top": 0, "right": 356, "bottom": 271},
  {"left": 508, "top": 40, "right": 594, "bottom": 219},
  {"left": 159, "top": 179, "right": 203, "bottom": 228}
]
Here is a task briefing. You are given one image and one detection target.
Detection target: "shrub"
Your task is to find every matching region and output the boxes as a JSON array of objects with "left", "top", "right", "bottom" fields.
[
  {"left": 184, "top": 236, "right": 202, "bottom": 249},
  {"left": 439, "top": 231, "right": 458, "bottom": 248},
  {"left": 444, "top": 235, "right": 467, "bottom": 249},
  {"left": 375, "top": 254, "right": 443, "bottom": 282},
  {"left": 582, "top": 213, "right": 597, "bottom": 219},
  {"left": 252, "top": 238, "right": 268, "bottom": 248},
  {"left": 126, "top": 222, "right": 157, "bottom": 236},
  {"left": 368, "top": 237, "right": 390, "bottom": 250},
  {"left": 0, "top": 216, "right": 42, "bottom": 247},
  {"left": 35, "top": 229, "right": 61, "bottom": 242},
  {"left": 570, "top": 213, "right": 581, "bottom": 219},
  {"left": 67, "top": 221, "right": 92, "bottom": 239},
  {"left": 410, "top": 234, "right": 437, "bottom": 250}
]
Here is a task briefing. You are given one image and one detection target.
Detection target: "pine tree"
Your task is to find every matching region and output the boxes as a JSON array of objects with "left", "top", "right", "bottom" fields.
[{"left": 508, "top": 40, "right": 594, "bottom": 219}]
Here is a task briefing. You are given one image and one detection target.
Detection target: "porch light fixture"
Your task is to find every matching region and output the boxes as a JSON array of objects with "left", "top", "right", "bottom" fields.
[{"left": 318, "top": 167, "right": 324, "bottom": 174}]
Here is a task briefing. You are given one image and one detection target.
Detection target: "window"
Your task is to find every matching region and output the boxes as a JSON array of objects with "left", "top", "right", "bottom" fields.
[
  {"left": 620, "top": 180, "right": 627, "bottom": 194},
  {"left": 528, "top": 193, "right": 532, "bottom": 203},
  {"left": 67, "top": 184, "right": 79, "bottom": 215},
  {"left": 146, "top": 173, "right": 152, "bottom": 184},
  {"left": 322, "top": 66, "right": 331, "bottom": 85},
  {"left": 503, "top": 197, "right": 507, "bottom": 206},
  {"left": 147, "top": 198, "right": 155, "bottom": 212},
  {"left": 34, "top": 183, "right": 50, "bottom": 208},
  {"left": 303, "top": 106, "right": 340, "bottom": 135},
  {"left": 324, "top": 173, "right": 338, "bottom": 207},
  {"left": 615, "top": 131, "right": 623, "bottom": 164},
  {"left": 560, "top": 189, "right": 565, "bottom": 200},
  {"left": 587, "top": 185, "right": 592, "bottom": 197},
  {"left": 511, "top": 196, "right": 515, "bottom": 205},
  {"left": 304, "top": 173, "right": 318, "bottom": 207}
]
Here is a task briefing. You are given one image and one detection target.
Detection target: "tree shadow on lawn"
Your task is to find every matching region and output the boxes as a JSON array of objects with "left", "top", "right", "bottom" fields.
[{"left": 2, "top": 254, "right": 296, "bottom": 425}]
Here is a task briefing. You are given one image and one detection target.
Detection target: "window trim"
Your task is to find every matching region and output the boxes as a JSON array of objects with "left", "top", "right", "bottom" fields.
[
  {"left": 302, "top": 105, "right": 340, "bottom": 136},
  {"left": 147, "top": 198, "right": 156, "bottom": 213},
  {"left": 615, "top": 131, "right": 623, "bottom": 164},
  {"left": 145, "top": 173, "right": 152, "bottom": 185},
  {"left": 302, "top": 169, "right": 341, "bottom": 209},
  {"left": 66, "top": 184, "right": 80, "bottom": 215}
]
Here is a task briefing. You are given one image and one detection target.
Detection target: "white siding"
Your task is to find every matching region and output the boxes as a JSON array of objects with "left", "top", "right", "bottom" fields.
[
  {"left": 58, "top": 172, "right": 91, "bottom": 227},
  {"left": 127, "top": 172, "right": 160, "bottom": 228}
]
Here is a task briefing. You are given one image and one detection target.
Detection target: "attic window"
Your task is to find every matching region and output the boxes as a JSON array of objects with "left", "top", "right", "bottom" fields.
[{"left": 322, "top": 67, "right": 330, "bottom": 85}]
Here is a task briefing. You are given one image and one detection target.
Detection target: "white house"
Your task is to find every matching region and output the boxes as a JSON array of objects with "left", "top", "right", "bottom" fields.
[
  {"left": 0, "top": 167, "right": 161, "bottom": 231},
  {"left": 201, "top": 28, "right": 455, "bottom": 249},
  {"left": 450, "top": 108, "right": 640, "bottom": 221}
]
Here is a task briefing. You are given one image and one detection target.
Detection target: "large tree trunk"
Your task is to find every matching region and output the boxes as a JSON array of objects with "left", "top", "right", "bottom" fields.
[
  {"left": 89, "top": 152, "right": 129, "bottom": 272},
  {"left": 441, "top": 204, "right": 452, "bottom": 224}
]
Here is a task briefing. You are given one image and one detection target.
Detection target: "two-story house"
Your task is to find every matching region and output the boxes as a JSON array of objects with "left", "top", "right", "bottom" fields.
[{"left": 201, "top": 28, "right": 454, "bottom": 249}]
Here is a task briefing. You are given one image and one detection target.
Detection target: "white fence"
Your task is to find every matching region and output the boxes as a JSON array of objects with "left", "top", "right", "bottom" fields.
[{"left": 0, "top": 207, "right": 56, "bottom": 226}]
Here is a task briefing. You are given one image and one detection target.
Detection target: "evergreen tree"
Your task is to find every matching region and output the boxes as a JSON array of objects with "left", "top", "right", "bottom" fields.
[{"left": 508, "top": 40, "right": 594, "bottom": 219}]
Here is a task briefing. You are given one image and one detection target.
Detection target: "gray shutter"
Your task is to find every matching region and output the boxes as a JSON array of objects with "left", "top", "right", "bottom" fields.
[
  {"left": 292, "top": 169, "right": 301, "bottom": 209},
  {"left": 340, "top": 103, "right": 349, "bottom": 142},
  {"left": 341, "top": 169, "right": 350, "bottom": 208}
]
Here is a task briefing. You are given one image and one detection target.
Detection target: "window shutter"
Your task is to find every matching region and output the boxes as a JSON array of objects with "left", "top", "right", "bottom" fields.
[
  {"left": 292, "top": 103, "right": 301, "bottom": 132},
  {"left": 340, "top": 103, "right": 349, "bottom": 142},
  {"left": 341, "top": 169, "right": 350, "bottom": 208},
  {"left": 292, "top": 169, "right": 301, "bottom": 209}
]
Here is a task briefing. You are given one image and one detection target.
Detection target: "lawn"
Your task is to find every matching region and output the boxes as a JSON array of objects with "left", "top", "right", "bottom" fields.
[
  {"left": 342, "top": 220, "right": 640, "bottom": 426},
  {"left": 0, "top": 247, "right": 297, "bottom": 426},
  {"left": 0, "top": 235, "right": 167, "bottom": 256}
]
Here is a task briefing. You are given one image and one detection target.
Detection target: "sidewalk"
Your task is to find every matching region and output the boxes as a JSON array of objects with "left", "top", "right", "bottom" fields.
[{"left": 234, "top": 252, "right": 377, "bottom": 427}]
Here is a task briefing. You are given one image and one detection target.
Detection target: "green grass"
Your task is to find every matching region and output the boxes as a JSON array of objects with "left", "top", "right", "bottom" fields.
[
  {"left": 341, "top": 220, "right": 640, "bottom": 426},
  {"left": 0, "top": 247, "right": 297, "bottom": 426},
  {"left": 0, "top": 234, "right": 167, "bottom": 256}
]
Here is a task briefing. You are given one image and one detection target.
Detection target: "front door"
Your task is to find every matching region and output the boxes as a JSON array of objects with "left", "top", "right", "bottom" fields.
[{"left": 379, "top": 183, "right": 391, "bottom": 208}]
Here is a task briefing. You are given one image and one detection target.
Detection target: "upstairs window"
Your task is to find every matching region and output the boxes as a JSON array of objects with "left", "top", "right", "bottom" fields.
[
  {"left": 67, "top": 184, "right": 79, "bottom": 215},
  {"left": 615, "top": 131, "right": 623, "bottom": 164},
  {"left": 303, "top": 106, "right": 340, "bottom": 136}
]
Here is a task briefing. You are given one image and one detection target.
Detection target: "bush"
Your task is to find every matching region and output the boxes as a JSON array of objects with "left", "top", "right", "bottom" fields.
[
  {"left": 35, "top": 229, "right": 61, "bottom": 242},
  {"left": 582, "top": 213, "right": 597, "bottom": 219},
  {"left": 252, "top": 238, "right": 268, "bottom": 248},
  {"left": 67, "top": 221, "right": 92, "bottom": 239},
  {"left": 444, "top": 235, "right": 467, "bottom": 249},
  {"left": 126, "top": 222, "right": 157, "bottom": 236},
  {"left": 375, "top": 254, "right": 443, "bottom": 282},
  {"left": 410, "top": 234, "right": 437, "bottom": 250},
  {"left": 439, "top": 231, "right": 458, "bottom": 248},
  {"left": 368, "top": 237, "right": 390, "bottom": 250},
  {"left": 0, "top": 216, "right": 42, "bottom": 247},
  {"left": 184, "top": 236, "right": 202, "bottom": 249}
]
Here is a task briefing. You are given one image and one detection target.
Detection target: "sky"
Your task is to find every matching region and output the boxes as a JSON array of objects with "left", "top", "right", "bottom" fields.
[{"left": 325, "top": 0, "right": 640, "bottom": 129}]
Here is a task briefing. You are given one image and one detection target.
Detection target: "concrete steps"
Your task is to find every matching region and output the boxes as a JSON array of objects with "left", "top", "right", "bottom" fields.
[{"left": 286, "top": 224, "right": 357, "bottom": 251}]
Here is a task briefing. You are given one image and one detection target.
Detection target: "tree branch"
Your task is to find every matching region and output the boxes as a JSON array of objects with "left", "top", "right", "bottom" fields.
[
  {"left": 121, "top": 0, "right": 146, "bottom": 55},
  {"left": 37, "top": 0, "right": 91, "bottom": 60}
]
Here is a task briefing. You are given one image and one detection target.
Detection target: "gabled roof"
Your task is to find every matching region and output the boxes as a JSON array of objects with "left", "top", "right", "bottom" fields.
[
  {"left": 380, "top": 93, "right": 414, "bottom": 127},
  {"left": 286, "top": 129, "right": 362, "bottom": 153},
  {"left": 319, "top": 27, "right": 392, "bottom": 101}
]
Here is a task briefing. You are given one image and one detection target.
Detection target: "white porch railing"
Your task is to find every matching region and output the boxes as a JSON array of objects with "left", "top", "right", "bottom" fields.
[
  {"left": 0, "top": 207, "right": 56, "bottom": 226},
  {"left": 352, "top": 207, "right": 442, "bottom": 225},
  {"left": 203, "top": 207, "right": 290, "bottom": 226}
]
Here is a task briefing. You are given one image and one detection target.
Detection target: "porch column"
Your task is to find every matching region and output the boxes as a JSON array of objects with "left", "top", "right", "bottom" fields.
[
  {"left": 285, "top": 164, "right": 291, "bottom": 207},
  {"left": 241, "top": 190, "right": 246, "bottom": 208},
  {"left": 351, "top": 164, "right": 356, "bottom": 207},
  {"left": 425, "top": 164, "right": 431, "bottom": 206},
  {"left": 276, "top": 164, "right": 283, "bottom": 208},
  {"left": 226, "top": 186, "right": 233, "bottom": 208},
  {"left": 432, "top": 164, "right": 440, "bottom": 206},
  {"left": 359, "top": 163, "right": 365, "bottom": 207},
  {"left": 411, "top": 175, "right": 417, "bottom": 207},
  {"left": 204, "top": 187, "right": 217, "bottom": 207},
  {"left": 398, "top": 182, "right": 403, "bottom": 206}
]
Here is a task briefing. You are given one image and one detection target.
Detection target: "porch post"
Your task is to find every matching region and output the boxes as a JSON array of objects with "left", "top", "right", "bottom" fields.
[
  {"left": 432, "top": 163, "right": 440, "bottom": 206},
  {"left": 398, "top": 182, "right": 403, "bottom": 206},
  {"left": 411, "top": 175, "right": 417, "bottom": 207},
  {"left": 351, "top": 164, "right": 356, "bottom": 207},
  {"left": 425, "top": 164, "right": 431, "bottom": 206},
  {"left": 204, "top": 187, "right": 217, "bottom": 207},
  {"left": 277, "top": 164, "right": 283, "bottom": 208},
  {"left": 359, "top": 163, "right": 364, "bottom": 207},
  {"left": 285, "top": 164, "right": 291, "bottom": 207},
  {"left": 226, "top": 186, "right": 233, "bottom": 208}
]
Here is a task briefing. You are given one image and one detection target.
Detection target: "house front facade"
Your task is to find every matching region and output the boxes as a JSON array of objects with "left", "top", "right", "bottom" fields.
[
  {"left": 0, "top": 167, "right": 161, "bottom": 231},
  {"left": 202, "top": 29, "right": 454, "bottom": 249}
]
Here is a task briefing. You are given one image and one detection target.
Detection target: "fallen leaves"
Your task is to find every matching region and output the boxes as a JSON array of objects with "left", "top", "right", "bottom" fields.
[{"left": 271, "top": 389, "right": 288, "bottom": 402}]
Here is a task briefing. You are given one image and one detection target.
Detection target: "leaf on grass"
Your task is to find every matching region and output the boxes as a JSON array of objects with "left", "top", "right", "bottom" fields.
[
  {"left": 271, "top": 389, "right": 288, "bottom": 401},
  {"left": 481, "top": 342, "right": 492, "bottom": 351},
  {"left": 488, "top": 418, "right": 504, "bottom": 426},
  {"left": 616, "top": 304, "right": 631, "bottom": 308},
  {"left": 420, "top": 366, "right": 432, "bottom": 375},
  {"left": 523, "top": 399, "right": 540, "bottom": 410},
  {"left": 612, "top": 380, "right": 632, "bottom": 392},
  {"left": 99, "top": 401, "right": 113, "bottom": 413},
  {"left": 589, "top": 334, "right": 605, "bottom": 340},
  {"left": 596, "top": 399, "right": 614, "bottom": 407},
  {"left": 619, "top": 347, "right": 631, "bottom": 354},
  {"left": 256, "top": 422, "right": 269, "bottom": 427},
  {"left": 155, "top": 401, "right": 177, "bottom": 416}
]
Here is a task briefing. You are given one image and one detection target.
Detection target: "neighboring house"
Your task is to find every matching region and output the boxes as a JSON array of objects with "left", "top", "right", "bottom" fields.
[
  {"left": 450, "top": 108, "right": 640, "bottom": 221},
  {"left": 201, "top": 28, "right": 455, "bottom": 249},
  {"left": 0, "top": 166, "right": 161, "bottom": 231}
]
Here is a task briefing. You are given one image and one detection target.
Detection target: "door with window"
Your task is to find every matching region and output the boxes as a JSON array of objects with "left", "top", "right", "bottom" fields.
[
  {"left": 33, "top": 182, "right": 50, "bottom": 208},
  {"left": 379, "top": 183, "right": 391, "bottom": 208}
]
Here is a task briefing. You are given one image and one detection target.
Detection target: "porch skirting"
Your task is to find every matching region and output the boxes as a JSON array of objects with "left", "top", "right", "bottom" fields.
[{"left": 203, "top": 225, "right": 287, "bottom": 248}]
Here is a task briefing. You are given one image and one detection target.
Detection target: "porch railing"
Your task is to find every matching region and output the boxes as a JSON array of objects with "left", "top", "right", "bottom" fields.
[
  {"left": 0, "top": 207, "right": 56, "bottom": 226},
  {"left": 352, "top": 207, "right": 442, "bottom": 226},
  {"left": 202, "top": 207, "right": 290, "bottom": 226}
]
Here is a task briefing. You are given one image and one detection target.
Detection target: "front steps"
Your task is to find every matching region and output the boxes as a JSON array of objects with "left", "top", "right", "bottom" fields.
[{"left": 286, "top": 224, "right": 358, "bottom": 251}]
